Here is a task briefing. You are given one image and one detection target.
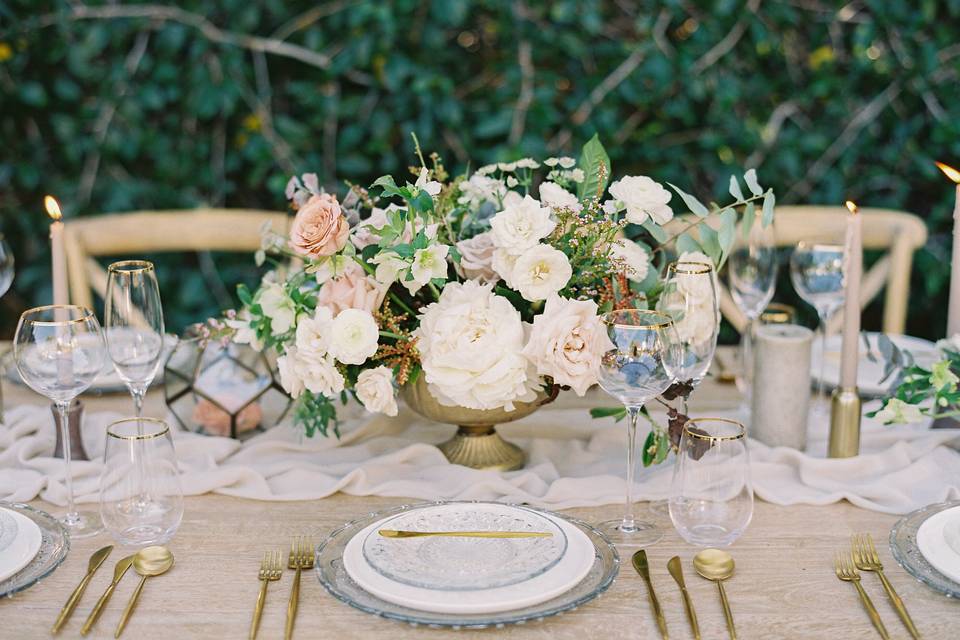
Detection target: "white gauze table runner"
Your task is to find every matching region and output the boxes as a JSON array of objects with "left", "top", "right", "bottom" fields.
[{"left": 1, "top": 392, "right": 958, "bottom": 515}]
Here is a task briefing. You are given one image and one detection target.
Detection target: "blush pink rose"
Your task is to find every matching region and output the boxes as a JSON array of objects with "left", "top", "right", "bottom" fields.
[
  {"left": 317, "top": 261, "right": 388, "bottom": 315},
  {"left": 290, "top": 193, "right": 350, "bottom": 258}
]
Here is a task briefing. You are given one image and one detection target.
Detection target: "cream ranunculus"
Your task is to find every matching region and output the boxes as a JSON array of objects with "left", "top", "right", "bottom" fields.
[
  {"left": 607, "top": 176, "right": 674, "bottom": 226},
  {"left": 355, "top": 365, "right": 398, "bottom": 416},
  {"left": 538, "top": 181, "right": 581, "bottom": 213},
  {"left": 455, "top": 232, "right": 498, "bottom": 282},
  {"left": 522, "top": 295, "right": 613, "bottom": 396},
  {"left": 609, "top": 239, "right": 651, "bottom": 283},
  {"left": 512, "top": 244, "right": 573, "bottom": 302},
  {"left": 258, "top": 282, "right": 296, "bottom": 336},
  {"left": 327, "top": 308, "right": 380, "bottom": 365},
  {"left": 489, "top": 194, "right": 556, "bottom": 255},
  {"left": 413, "top": 280, "right": 538, "bottom": 410}
]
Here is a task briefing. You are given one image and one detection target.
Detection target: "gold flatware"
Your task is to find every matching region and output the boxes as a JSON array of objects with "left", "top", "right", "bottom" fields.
[
  {"left": 250, "top": 550, "right": 282, "bottom": 640},
  {"left": 852, "top": 533, "right": 920, "bottom": 639},
  {"left": 114, "top": 546, "right": 174, "bottom": 638},
  {"left": 52, "top": 544, "right": 113, "bottom": 634},
  {"left": 632, "top": 550, "right": 668, "bottom": 639},
  {"left": 285, "top": 536, "right": 314, "bottom": 640},
  {"left": 667, "top": 556, "right": 700, "bottom": 640},
  {"left": 694, "top": 549, "right": 737, "bottom": 640},
  {"left": 378, "top": 529, "right": 553, "bottom": 539},
  {"left": 835, "top": 551, "right": 890, "bottom": 639},
  {"left": 80, "top": 554, "right": 136, "bottom": 636}
]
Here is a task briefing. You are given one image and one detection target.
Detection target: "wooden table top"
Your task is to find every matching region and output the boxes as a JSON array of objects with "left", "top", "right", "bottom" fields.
[{"left": 2, "top": 350, "right": 958, "bottom": 639}]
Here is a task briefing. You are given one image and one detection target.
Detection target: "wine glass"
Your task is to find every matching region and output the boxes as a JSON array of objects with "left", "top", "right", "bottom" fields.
[
  {"left": 669, "top": 418, "right": 753, "bottom": 546},
  {"left": 14, "top": 305, "right": 106, "bottom": 537},
  {"left": 105, "top": 260, "right": 165, "bottom": 417},
  {"left": 596, "top": 309, "right": 681, "bottom": 547},
  {"left": 100, "top": 417, "right": 183, "bottom": 546},
  {"left": 790, "top": 242, "right": 845, "bottom": 414},
  {"left": 0, "top": 233, "right": 14, "bottom": 423}
]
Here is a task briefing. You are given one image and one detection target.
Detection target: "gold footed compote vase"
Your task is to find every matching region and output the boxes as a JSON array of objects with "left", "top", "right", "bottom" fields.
[{"left": 401, "top": 377, "right": 557, "bottom": 471}]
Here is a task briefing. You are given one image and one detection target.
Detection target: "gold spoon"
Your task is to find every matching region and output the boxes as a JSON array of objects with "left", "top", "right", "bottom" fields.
[
  {"left": 114, "top": 546, "right": 174, "bottom": 638},
  {"left": 693, "top": 548, "right": 737, "bottom": 640}
]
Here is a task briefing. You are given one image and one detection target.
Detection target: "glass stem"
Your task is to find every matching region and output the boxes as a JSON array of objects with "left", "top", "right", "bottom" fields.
[
  {"left": 816, "top": 310, "right": 829, "bottom": 405},
  {"left": 622, "top": 405, "right": 642, "bottom": 532},
  {"left": 57, "top": 401, "right": 79, "bottom": 526},
  {"left": 741, "top": 318, "right": 755, "bottom": 398},
  {"left": 130, "top": 386, "right": 148, "bottom": 504},
  {"left": 132, "top": 387, "right": 145, "bottom": 419}
]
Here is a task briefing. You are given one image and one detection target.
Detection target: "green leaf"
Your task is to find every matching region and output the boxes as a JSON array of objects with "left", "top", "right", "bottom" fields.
[
  {"left": 676, "top": 232, "right": 703, "bottom": 256},
  {"left": 728, "top": 175, "right": 744, "bottom": 201},
  {"left": 641, "top": 220, "right": 668, "bottom": 243},
  {"left": 698, "top": 223, "right": 722, "bottom": 264},
  {"left": 744, "top": 169, "right": 763, "bottom": 196},
  {"left": 641, "top": 429, "right": 657, "bottom": 467},
  {"left": 409, "top": 188, "right": 434, "bottom": 213},
  {"left": 589, "top": 406, "right": 627, "bottom": 421},
  {"left": 741, "top": 202, "right": 756, "bottom": 241},
  {"left": 577, "top": 134, "right": 611, "bottom": 202},
  {"left": 718, "top": 208, "right": 738, "bottom": 266},
  {"left": 762, "top": 190, "right": 776, "bottom": 227},
  {"left": 449, "top": 245, "right": 462, "bottom": 263},
  {"left": 372, "top": 175, "right": 402, "bottom": 197},
  {"left": 653, "top": 431, "right": 670, "bottom": 465},
  {"left": 237, "top": 284, "right": 253, "bottom": 307},
  {"left": 667, "top": 183, "right": 709, "bottom": 218}
]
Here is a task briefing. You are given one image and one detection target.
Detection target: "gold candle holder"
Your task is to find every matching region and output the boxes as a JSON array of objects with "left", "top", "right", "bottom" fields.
[{"left": 828, "top": 387, "right": 861, "bottom": 458}]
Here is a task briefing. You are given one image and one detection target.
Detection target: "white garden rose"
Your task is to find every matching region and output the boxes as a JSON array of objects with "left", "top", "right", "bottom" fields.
[
  {"left": 278, "top": 348, "right": 345, "bottom": 398},
  {"left": 455, "top": 232, "right": 498, "bottom": 282},
  {"left": 491, "top": 248, "right": 519, "bottom": 286},
  {"left": 522, "top": 295, "right": 613, "bottom": 396},
  {"left": 355, "top": 365, "right": 398, "bottom": 416},
  {"left": 489, "top": 194, "right": 556, "bottom": 255},
  {"left": 512, "top": 244, "right": 573, "bottom": 302},
  {"left": 277, "top": 349, "right": 305, "bottom": 399},
  {"left": 610, "top": 239, "right": 651, "bottom": 283},
  {"left": 258, "top": 282, "right": 296, "bottom": 336},
  {"left": 328, "top": 308, "right": 379, "bottom": 365},
  {"left": 607, "top": 175, "right": 674, "bottom": 226},
  {"left": 538, "top": 181, "right": 581, "bottom": 213},
  {"left": 413, "top": 280, "right": 538, "bottom": 410},
  {"left": 294, "top": 306, "right": 333, "bottom": 357}
]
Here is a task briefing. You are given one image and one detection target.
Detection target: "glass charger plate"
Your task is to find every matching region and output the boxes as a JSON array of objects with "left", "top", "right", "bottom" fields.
[
  {"left": 316, "top": 501, "right": 619, "bottom": 628},
  {"left": 0, "top": 502, "right": 70, "bottom": 598},
  {"left": 890, "top": 500, "right": 960, "bottom": 598}
]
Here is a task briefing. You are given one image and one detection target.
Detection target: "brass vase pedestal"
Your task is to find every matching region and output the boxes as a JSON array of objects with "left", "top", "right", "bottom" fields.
[
  {"left": 828, "top": 387, "right": 861, "bottom": 458},
  {"left": 436, "top": 425, "right": 526, "bottom": 472}
]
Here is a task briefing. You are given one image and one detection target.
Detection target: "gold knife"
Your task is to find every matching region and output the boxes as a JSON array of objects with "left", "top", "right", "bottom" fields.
[
  {"left": 378, "top": 529, "right": 552, "bottom": 539},
  {"left": 633, "top": 551, "right": 669, "bottom": 639},
  {"left": 667, "top": 556, "right": 700, "bottom": 640},
  {"left": 52, "top": 545, "right": 113, "bottom": 634},
  {"left": 80, "top": 554, "right": 136, "bottom": 636}
]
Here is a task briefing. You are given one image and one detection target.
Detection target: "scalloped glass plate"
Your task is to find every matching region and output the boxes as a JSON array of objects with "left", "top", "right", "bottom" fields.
[
  {"left": 316, "top": 502, "right": 619, "bottom": 629},
  {"left": 0, "top": 502, "right": 70, "bottom": 599},
  {"left": 889, "top": 500, "right": 960, "bottom": 599}
]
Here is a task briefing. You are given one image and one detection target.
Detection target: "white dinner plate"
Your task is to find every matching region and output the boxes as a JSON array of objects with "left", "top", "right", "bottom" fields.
[
  {"left": 810, "top": 332, "right": 938, "bottom": 397},
  {"left": 0, "top": 507, "right": 44, "bottom": 583},
  {"left": 916, "top": 505, "right": 960, "bottom": 585},
  {"left": 343, "top": 504, "right": 595, "bottom": 615}
]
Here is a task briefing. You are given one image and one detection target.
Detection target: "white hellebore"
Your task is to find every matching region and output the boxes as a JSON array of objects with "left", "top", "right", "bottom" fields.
[
  {"left": 327, "top": 308, "right": 380, "bottom": 365},
  {"left": 606, "top": 176, "right": 674, "bottom": 226},
  {"left": 408, "top": 243, "right": 450, "bottom": 293},
  {"left": 413, "top": 280, "right": 538, "bottom": 411},
  {"left": 523, "top": 295, "right": 613, "bottom": 396},
  {"left": 609, "top": 239, "right": 651, "bottom": 283},
  {"left": 226, "top": 310, "right": 262, "bottom": 351},
  {"left": 539, "top": 181, "right": 581, "bottom": 213},
  {"left": 415, "top": 167, "right": 442, "bottom": 197},
  {"left": 258, "top": 282, "right": 296, "bottom": 336},
  {"left": 489, "top": 195, "right": 556, "bottom": 255},
  {"left": 875, "top": 398, "right": 924, "bottom": 425},
  {"left": 512, "top": 244, "right": 573, "bottom": 302},
  {"left": 355, "top": 366, "right": 399, "bottom": 417}
]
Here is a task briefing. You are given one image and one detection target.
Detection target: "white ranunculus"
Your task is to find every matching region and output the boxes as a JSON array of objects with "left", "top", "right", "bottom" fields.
[
  {"left": 458, "top": 173, "right": 506, "bottom": 209},
  {"left": 258, "top": 282, "right": 296, "bottom": 336},
  {"left": 491, "top": 249, "right": 519, "bottom": 287},
  {"left": 413, "top": 280, "right": 539, "bottom": 411},
  {"left": 610, "top": 239, "right": 651, "bottom": 283},
  {"left": 328, "top": 308, "right": 379, "bottom": 365},
  {"left": 369, "top": 252, "right": 409, "bottom": 285},
  {"left": 415, "top": 167, "right": 442, "bottom": 197},
  {"left": 355, "top": 365, "right": 398, "bottom": 416},
  {"left": 227, "top": 310, "right": 262, "bottom": 351},
  {"left": 295, "top": 306, "right": 334, "bottom": 357},
  {"left": 875, "top": 398, "right": 924, "bottom": 425},
  {"left": 296, "top": 351, "right": 345, "bottom": 397},
  {"left": 489, "top": 195, "right": 556, "bottom": 256},
  {"left": 608, "top": 175, "right": 674, "bottom": 226},
  {"left": 512, "top": 244, "right": 573, "bottom": 302},
  {"left": 522, "top": 295, "right": 613, "bottom": 396},
  {"left": 539, "top": 181, "right": 582, "bottom": 213},
  {"left": 409, "top": 244, "right": 450, "bottom": 291},
  {"left": 456, "top": 232, "right": 498, "bottom": 282}
]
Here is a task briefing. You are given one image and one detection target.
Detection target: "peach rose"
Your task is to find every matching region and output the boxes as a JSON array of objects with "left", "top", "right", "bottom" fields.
[
  {"left": 290, "top": 193, "right": 350, "bottom": 258},
  {"left": 316, "top": 260, "right": 387, "bottom": 315},
  {"left": 192, "top": 398, "right": 262, "bottom": 437}
]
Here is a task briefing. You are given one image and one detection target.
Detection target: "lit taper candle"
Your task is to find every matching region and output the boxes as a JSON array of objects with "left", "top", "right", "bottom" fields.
[
  {"left": 839, "top": 200, "right": 862, "bottom": 389},
  {"left": 45, "top": 195, "right": 68, "bottom": 306}
]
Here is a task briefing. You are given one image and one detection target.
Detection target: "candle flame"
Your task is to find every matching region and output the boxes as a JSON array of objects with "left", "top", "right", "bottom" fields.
[
  {"left": 935, "top": 161, "right": 960, "bottom": 184},
  {"left": 44, "top": 195, "right": 62, "bottom": 221},
  {"left": 845, "top": 200, "right": 859, "bottom": 215}
]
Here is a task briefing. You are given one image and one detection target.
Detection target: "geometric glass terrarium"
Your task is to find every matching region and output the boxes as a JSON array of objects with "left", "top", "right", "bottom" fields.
[{"left": 164, "top": 336, "right": 292, "bottom": 441}]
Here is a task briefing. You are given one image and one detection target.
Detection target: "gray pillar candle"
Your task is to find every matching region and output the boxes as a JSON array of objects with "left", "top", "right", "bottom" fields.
[{"left": 750, "top": 324, "right": 814, "bottom": 450}]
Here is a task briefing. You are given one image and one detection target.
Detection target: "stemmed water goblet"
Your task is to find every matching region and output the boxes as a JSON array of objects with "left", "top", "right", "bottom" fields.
[
  {"left": 0, "top": 233, "right": 14, "bottom": 422},
  {"left": 14, "top": 305, "right": 106, "bottom": 537},
  {"left": 595, "top": 309, "right": 681, "bottom": 547}
]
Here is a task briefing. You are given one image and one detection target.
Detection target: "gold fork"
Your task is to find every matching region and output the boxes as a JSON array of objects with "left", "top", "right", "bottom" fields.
[
  {"left": 249, "top": 551, "right": 282, "bottom": 640},
  {"left": 285, "top": 536, "right": 314, "bottom": 640},
  {"left": 835, "top": 551, "right": 890, "bottom": 639},
  {"left": 852, "top": 533, "right": 921, "bottom": 639}
]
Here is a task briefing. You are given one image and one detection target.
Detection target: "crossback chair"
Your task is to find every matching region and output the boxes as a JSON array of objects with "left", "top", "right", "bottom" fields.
[
  {"left": 62, "top": 209, "right": 290, "bottom": 309},
  {"left": 664, "top": 206, "right": 928, "bottom": 335}
]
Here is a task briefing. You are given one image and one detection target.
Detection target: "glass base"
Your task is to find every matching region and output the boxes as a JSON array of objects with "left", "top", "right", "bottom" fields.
[
  {"left": 596, "top": 519, "right": 662, "bottom": 548},
  {"left": 61, "top": 510, "right": 104, "bottom": 539},
  {"left": 112, "top": 524, "right": 174, "bottom": 547}
]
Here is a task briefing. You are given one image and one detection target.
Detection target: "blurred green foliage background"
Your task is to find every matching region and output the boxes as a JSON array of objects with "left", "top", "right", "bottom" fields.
[{"left": 0, "top": 0, "right": 958, "bottom": 337}]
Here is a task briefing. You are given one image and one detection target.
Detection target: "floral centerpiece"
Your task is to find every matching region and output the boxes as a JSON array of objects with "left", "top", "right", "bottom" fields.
[{"left": 226, "top": 135, "right": 775, "bottom": 465}]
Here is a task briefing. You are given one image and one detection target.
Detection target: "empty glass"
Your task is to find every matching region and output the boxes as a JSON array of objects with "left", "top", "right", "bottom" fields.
[
  {"left": 669, "top": 418, "right": 753, "bottom": 547},
  {"left": 596, "top": 309, "right": 681, "bottom": 547},
  {"left": 790, "top": 242, "right": 845, "bottom": 413},
  {"left": 100, "top": 417, "right": 183, "bottom": 546},
  {"left": 14, "top": 305, "right": 106, "bottom": 537},
  {"left": 105, "top": 260, "right": 165, "bottom": 417}
]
